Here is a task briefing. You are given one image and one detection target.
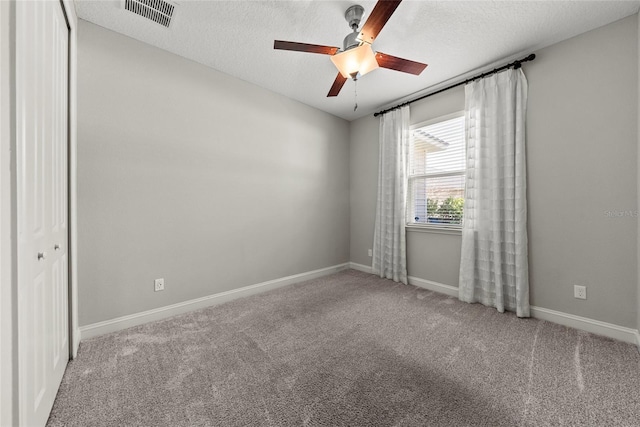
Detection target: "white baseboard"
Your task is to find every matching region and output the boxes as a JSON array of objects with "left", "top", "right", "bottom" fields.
[
  {"left": 530, "top": 306, "right": 639, "bottom": 345},
  {"left": 349, "top": 262, "right": 458, "bottom": 297},
  {"left": 80, "top": 263, "right": 349, "bottom": 340},
  {"left": 408, "top": 275, "right": 459, "bottom": 297},
  {"left": 350, "top": 266, "right": 640, "bottom": 346},
  {"left": 349, "top": 261, "right": 372, "bottom": 273},
  {"left": 349, "top": 262, "right": 460, "bottom": 298},
  {"left": 81, "top": 262, "right": 640, "bottom": 348},
  {"left": 406, "top": 277, "right": 640, "bottom": 345}
]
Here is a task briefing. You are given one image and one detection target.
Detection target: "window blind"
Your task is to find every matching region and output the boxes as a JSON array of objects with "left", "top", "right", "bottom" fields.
[{"left": 407, "top": 114, "right": 466, "bottom": 226}]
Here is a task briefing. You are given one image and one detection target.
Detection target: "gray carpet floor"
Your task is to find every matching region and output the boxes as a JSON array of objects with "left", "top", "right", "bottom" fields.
[{"left": 48, "top": 269, "right": 640, "bottom": 426}]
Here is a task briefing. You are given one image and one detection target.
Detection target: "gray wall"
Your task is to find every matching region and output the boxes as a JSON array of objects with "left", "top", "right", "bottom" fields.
[
  {"left": 77, "top": 21, "right": 350, "bottom": 326},
  {"left": 527, "top": 15, "right": 637, "bottom": 328},
  {"left": 350, "top": 15, "right": 638, "bottom": 328},
  {"left": 349, "top": 113, "right": 379, "bottom": 267}
]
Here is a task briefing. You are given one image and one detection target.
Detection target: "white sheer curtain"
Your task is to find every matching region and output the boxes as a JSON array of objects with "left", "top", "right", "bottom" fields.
[
  {"left": 458, "top": 68, "right": 530, "bottom": 317},
  {"left": 372, "top": 106, "right": 410, "bottom": 284}
]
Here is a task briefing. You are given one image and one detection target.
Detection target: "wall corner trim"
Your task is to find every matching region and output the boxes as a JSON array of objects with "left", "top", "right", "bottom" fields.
[
  {"left": 71, "top": 328, "right": 80, "bottom": 359},
  {"left": 79, "top": 263, "right": 349, "bottom": 341},
  {"left": 635, "top": 330, "right": 640, "bottom": 353}
]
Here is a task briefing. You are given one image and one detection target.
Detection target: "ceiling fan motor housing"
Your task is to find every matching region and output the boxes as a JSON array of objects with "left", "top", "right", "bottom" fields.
[
  {"left": 343, "top": 5, "right": 365, "bottom": 51},
  {"left": 343, "top": 32, "right": 361, "bottom": 51}
]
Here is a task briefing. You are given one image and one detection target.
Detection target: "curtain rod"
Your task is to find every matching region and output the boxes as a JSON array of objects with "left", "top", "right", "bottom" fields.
[{"left": 373, "top": 53, "right": 536, "bottom": 117}]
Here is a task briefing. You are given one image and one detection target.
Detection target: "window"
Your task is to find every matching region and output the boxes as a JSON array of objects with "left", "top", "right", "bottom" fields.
[{"left": 407, "top": 113, "right": 466, "bottom": 228}]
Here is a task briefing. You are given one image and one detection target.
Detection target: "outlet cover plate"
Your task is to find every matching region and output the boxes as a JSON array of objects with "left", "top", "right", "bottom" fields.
[
  {"left": 154, "top": 278, "right": 165, "bottom": 292},
  {"left": 574, "top": 285, "right": 586, "bottom": 300}
]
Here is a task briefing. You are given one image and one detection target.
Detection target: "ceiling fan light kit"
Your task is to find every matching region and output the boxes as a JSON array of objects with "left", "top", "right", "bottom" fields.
[
  {"left": 273, "top": 0, "right": 427, "bottom": 97},
  {"left": 330, "top": 44, "right": 379, "bottom": 80}
]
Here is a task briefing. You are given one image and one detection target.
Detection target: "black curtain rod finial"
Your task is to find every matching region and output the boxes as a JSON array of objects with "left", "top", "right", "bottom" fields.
[{"left": 373, "top": 52, "right": 536, "bottom": 117}]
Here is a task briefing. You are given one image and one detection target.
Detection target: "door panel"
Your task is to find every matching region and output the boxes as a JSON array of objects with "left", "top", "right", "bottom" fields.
[
  {"left": 49, "top": 0, "right": 69, "bottom": 392},
  {"left": 17, "top": 1, "right": 51, "bottom": 423},
  {"left": 17, "top": 1, "right": 70, "bottom": 426}
]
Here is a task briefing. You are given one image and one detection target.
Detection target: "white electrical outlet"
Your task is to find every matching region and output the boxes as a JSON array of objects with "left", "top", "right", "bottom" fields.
[
  {"left": 154, "top": 278, "right": 165, "bottom": 292},
  {"left": 574, "top": 285, "right": 586, "bottom": 300},
  {"left": 368, "top": 249, "right": 372, "bottom": 257}
]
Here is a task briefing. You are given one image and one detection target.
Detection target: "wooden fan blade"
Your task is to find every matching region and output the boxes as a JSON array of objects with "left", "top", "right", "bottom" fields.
[
  {"left": 327, "top": 73, "right": 347, "bottom": 97},
  {"left": 274, "top": 40, "right": 339, "bottom": 55},
  {"left": 358, "top": 0, "right": 402, "bottom": 44},
  {"left": 376, "top": 52, "right": 428, "bottom": 75}
]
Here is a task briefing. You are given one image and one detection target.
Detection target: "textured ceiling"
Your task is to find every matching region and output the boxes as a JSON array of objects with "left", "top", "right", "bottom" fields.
[{"left": 75, "top": 0, "right": 640, "bottom": 121}]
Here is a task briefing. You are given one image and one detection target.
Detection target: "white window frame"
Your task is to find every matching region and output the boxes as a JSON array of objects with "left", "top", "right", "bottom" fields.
[{"left": 406, "top": 111, "right": 466, "bottom": 233}]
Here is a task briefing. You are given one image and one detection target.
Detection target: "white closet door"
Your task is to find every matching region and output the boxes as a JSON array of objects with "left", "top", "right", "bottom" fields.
[{"left": 16, "top": 1, "right": 69, "bottom": 426}]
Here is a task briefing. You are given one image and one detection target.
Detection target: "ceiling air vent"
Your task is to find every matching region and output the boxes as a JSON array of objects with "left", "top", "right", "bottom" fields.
[{"left": 124, "top": 0, "right": 175, "bottom": 28}]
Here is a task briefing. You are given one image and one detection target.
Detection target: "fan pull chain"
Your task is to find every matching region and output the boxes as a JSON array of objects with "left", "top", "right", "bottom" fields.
[{"left": 354, "top": 78, "right": 358, "bottom": 111}]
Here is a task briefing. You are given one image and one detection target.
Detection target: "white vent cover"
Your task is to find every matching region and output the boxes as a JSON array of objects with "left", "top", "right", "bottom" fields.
[{"left": 124, "top": 0, "right": 175, "bottom": 28}]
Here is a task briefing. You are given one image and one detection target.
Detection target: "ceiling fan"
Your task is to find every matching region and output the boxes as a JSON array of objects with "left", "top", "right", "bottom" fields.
[{"left": 274, "top": 0, "right": 428, "bottom": 98}]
